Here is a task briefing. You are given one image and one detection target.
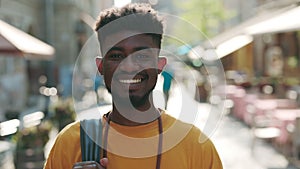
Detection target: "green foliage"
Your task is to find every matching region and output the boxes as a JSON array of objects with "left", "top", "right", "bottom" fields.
[
  {"left": 14, "top": 120, "right": 53, "bottom": 149},
  {"left": 50, "top": 97, "right": 76, "bottom": 131},
  {"left": 170, "top": 0, "right": 235, "bottom": 44}
]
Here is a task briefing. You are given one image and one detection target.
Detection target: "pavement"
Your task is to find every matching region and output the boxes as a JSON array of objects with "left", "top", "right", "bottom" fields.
[
  {"left": 212, "top": 115, "right": 297, "bottom": 169},
  {"left": 164, "top": 82, "right": 298, "bottom": 169}
]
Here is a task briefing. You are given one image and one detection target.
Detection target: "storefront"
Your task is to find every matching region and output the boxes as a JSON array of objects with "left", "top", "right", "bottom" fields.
[
  {"left": 191, "top": 4, "right": 300, "bottom": 96},
  {"left": 0, "top": 20, "right": 55, "bottom": 120},
  {"left": 246, "top": 5, "right": 300, "bottom": 98}
]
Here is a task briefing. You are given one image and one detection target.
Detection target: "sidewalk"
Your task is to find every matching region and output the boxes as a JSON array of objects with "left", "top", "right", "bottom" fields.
[
  {"left": 212, "top": 115, "right": 297, "bottom": 169},
  {"left": 165, "top": 82, "right": 298, "bottom": 169}
]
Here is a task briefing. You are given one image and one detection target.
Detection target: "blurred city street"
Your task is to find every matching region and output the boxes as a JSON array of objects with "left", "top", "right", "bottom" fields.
[
  {"left": 162, "top": 81, "right": 299, "bottom": 169},
  {"left": 1, "top": 0, "right": 300, "bottom": 169},
  {"left": 212, "top": 114, "right": 295, "bottom": 169}
]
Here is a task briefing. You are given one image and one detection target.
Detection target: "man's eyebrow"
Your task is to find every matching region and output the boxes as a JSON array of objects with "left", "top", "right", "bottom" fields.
[
  {"left": 107, "top": 46, "right": 123, "bottom": 52},
  {"left": 134, "top": 47, "right": 152, "bottom": 51}
]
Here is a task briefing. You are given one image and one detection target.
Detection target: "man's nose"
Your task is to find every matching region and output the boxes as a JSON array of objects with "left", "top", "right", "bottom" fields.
[{"left": 118, "top": 56, "right": 140, "bottom": 73}]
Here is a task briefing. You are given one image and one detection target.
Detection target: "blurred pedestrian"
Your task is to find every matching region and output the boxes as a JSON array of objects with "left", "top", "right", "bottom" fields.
[
  {"left": 44, "top": 3, "right": 222, "bottom": 169},
  {"left": 161, "top": 65, "right": 173, "bottom": 106}
]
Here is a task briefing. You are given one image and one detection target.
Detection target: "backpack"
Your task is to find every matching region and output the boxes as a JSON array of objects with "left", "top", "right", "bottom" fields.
[{"left": 80, "top": 119, "right": 103, "bottom": 163}]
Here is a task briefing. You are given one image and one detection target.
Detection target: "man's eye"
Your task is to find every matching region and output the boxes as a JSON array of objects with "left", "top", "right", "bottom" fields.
[
  {"left": 135, "top": 55, "right": 150, "bottom": 59},
  {"left": 109, "top": 54, "right": 124, "bottom": 59}
]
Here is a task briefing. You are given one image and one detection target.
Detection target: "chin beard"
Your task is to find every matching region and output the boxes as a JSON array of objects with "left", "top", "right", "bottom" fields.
[
  {"left": 129, "top": 93, "right": 150, "bottom": 108},
  {"left": 110, "top": 89, "right": 153, "bottom": 110}
]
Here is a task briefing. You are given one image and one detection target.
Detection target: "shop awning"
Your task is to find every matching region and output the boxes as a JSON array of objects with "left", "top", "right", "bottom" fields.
[
  {"left": 246, "top": 6, "right": 300, "bottom": 35},
  {"left": 215, "top": 35, "right": 253, "bottom": 58},
  {"left": 193, "top": 5, "right": 297, "bottom": 59},
  {"left": 0, "top": 19, "right": 55, "bottom": 60}
]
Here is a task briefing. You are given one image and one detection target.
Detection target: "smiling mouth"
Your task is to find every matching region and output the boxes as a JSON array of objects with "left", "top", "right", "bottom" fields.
[{"left": 119, "top": 78, "right": 142, "bottom": 84}]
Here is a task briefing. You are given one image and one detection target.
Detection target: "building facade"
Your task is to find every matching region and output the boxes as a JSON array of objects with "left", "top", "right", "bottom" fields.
[
  {"left": 0, "top": 0, "right": 113, "bottom": 119},
  {"left": 220, "top": 0, "right": 300, "bottom": 98}
]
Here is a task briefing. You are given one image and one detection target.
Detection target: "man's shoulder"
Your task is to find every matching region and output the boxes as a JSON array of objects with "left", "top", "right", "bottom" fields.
[
  {"left": 57, "top": 118, "right": 103, "bottom": 140},
  {"left": 162, "top": 112, "right": 211, "bottom": 143},
  {"left": 56, "top": 121, "right": 81, "bottom": 141},
  {"left": 162, "top": 112, "right": 200, "bottom": 132}
]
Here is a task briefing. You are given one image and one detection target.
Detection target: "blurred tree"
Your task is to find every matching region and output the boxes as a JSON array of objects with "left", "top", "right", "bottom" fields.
[{"left": 170, "top": 0, "right": 234, "bottom": 45}]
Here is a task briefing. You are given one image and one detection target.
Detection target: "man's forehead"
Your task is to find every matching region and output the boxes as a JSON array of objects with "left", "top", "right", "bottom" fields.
[{"left": 100, "top": 31, "right": 157, "bottom": 54}]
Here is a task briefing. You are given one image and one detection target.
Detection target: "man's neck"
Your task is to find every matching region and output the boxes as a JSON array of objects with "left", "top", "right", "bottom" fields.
[{"left": 109, "top": 104, "right": 160, "bottom": 126}]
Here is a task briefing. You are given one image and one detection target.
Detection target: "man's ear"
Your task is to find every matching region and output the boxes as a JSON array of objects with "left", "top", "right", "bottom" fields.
[
  {"left": 95, "top": 56, "right": 103, "bottom": 75},
  {"left": 157, "top": 56, "right": 167, "bottom": 74}
]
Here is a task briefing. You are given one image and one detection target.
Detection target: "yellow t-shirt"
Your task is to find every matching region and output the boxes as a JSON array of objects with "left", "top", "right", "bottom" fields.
[{"left": 44, "top": 112, "right": 223, "bottom": 169}]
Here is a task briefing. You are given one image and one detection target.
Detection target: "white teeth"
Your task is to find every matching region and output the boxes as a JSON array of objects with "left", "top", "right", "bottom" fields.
[{"left": 119, "top": 79, "right": 142, "bottom": 84}]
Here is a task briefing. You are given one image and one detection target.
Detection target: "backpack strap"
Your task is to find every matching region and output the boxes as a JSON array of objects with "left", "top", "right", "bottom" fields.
[{"left": 80, "top": 119, "right": 102, "bottom": 163}]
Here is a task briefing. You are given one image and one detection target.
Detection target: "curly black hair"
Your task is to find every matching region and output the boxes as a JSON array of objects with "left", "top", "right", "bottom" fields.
[{"left": 95, "top": 3, "right": 164, "bottom": 49}]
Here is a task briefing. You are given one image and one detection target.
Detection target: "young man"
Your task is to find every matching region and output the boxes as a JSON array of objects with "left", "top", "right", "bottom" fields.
[{"left": 44, "top": 3, "right": 222, "bottom": 169}]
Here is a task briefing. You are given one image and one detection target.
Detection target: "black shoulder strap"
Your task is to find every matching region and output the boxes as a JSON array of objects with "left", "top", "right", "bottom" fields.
[{"left": 80, "top": 119, "right": 102, "bottom": 163}]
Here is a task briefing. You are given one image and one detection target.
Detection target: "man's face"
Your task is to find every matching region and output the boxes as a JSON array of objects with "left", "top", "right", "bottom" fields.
[{"left": 97, "top": 31, "right": 166, "bottom": 107}]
